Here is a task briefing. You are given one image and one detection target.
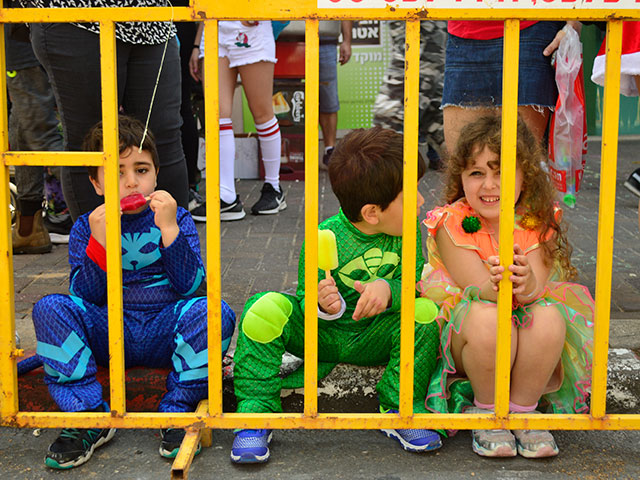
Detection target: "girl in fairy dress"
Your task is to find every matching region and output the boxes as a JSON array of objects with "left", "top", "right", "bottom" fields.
[{"left": 419, "top": 115, "right": 594, "bottom": 459}]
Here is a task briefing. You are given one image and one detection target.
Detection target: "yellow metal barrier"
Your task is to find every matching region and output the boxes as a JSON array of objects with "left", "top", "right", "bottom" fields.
[{"left": 1, "top": 0, "right": 640, "bottom": 458}]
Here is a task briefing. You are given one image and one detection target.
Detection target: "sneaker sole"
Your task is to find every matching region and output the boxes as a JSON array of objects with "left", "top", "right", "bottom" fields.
[
  {"left": 623, "top": 180, "right": 640, "bottom": 198},
  {"left": 252, "top": 200, "right": 287, "bottom": 215},
  {"left": 516, "top": 442, "right": 559, "bottom": 458},
  {"left": 49, "top": 233, "right": 69, "bottom": 244},
  {"left": 45, "top": 428, "right": 116, "bottom": 469},
  {"left": 381, "top": 429, "right": 442, "bottom": 453},
  {"left": 220, "top": 210, "right": 246, "bottom": 222},
  {"left": 230, "top": 431, "right": 273, "bottom": 464},
  {"left": 159, "top": 443, "right": 201, "bottom": 459},
  {"left": 472, "top": 439, "right": 517, "bottom": 457}
]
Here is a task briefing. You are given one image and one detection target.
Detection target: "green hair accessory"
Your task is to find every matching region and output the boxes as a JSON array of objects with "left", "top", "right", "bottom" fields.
[{"left": 461, "top": 215, "right": 481, "bottom": 234}]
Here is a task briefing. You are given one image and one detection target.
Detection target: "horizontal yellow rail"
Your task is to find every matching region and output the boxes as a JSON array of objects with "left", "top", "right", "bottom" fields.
[{"left": 0, "top": 1, "right": 635, "bottom": 442}]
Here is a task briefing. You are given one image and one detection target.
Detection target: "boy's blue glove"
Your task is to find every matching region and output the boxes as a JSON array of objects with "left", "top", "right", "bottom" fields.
[{"left": 271, "top": 21, "right": 290, "bottom": 40}]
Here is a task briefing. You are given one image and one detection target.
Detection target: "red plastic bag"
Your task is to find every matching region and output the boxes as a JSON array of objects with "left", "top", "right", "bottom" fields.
[{"left": 548, "top": 25, "right": 588, "bottom": 208}]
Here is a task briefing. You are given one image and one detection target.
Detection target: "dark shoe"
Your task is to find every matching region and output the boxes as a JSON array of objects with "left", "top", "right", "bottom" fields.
[
  {"left": 220, "top": 195, "right": 246, "bottom": 221},
  {"left": 320, "top": 147, "right": 334, "bottom": 170},
  {"left": 251, "top": 183, "right": 287, "bottom": 215},
  {"left": 189, "top": 189, "right": 207, "bottom": 222},
  {"left": 45, "top": 405, "right": 115, "bottom": 470},
  {"left": 12, "top": 209, "right": 52, "bottom": 254},
  {"left": 159, "top": 428, "right": 201, "bottom": 459},
  {"left": 623, "top": 168, "right": 640, "bottom": 198},
  {"left": 43, "top": 212, "right": 72, "bottom": 244}
]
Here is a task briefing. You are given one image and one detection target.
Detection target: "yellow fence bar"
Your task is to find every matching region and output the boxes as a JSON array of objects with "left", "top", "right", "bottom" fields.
[
  {"left": 398, "top": 19, "right": 420, "bottom": 417},
  {"left": 591, "top": 19, "right": 623, "bottom": 419},
  {"left": 3, "top": 151, "right": 103, "bottom": 167},
  {"left": 100, "top": 20, "right": 126, "bottom": 415},
  {"left": 3, "top": 5, "right": 640, "bottom": 23},
  {"left": 0, "top": 0, "right": 638, "bottom": 437},
  {"left": 202, "top": 19, "right": 223, "bottom": 417},
  {"left": 304, "top": 18, "right": 320, "bottom": 418},
  {"left": 8, "top": 410, "right": 640, "bottom": 431},
  {"left": 0, "top": 22, "right": 18, "bottom": 419},
  {"left": 495, "top": 19, "right": 519, "bottom": 419}
]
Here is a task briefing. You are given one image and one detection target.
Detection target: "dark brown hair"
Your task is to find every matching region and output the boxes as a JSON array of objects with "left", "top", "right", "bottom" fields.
[
  {"left": 445, "top": 115, "right": 576, "bottom": 280},
  {"left": 83, "top": 115, "right": 159, "bottom": 180},
  {"left": 328, "top": 126, "right": 426, "bottom": 222}
]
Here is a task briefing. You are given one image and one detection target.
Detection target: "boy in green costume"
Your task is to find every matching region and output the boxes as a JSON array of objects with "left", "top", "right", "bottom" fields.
[{"left": 231, "top": 127, "right": 441, "bottom": 463}]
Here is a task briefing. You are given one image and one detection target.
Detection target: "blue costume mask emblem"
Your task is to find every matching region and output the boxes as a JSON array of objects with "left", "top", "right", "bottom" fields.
[{"left": 121, "top": 229, "right": 162, "bottom": 271}]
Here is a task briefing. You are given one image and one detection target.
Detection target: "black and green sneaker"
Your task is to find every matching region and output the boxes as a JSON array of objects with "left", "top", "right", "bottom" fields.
[
  {"left": 159, "top": 428, "right": 201, "bottom": 459},
  {"left": 45, "top": 427, "right": 116, "bottom": 469}
]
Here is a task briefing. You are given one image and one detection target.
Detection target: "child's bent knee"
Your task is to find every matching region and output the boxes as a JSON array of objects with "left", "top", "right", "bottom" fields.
[{"left": 241, "top": 292, "right": 293, "bottom": 344}]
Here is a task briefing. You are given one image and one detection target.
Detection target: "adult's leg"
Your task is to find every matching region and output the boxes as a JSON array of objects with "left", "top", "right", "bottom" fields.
[
  {"left": 239, "top": 61, "right": 281, "bottom": 190},
  {"left": 29, "top": 24, "right": 106, "bottom": 220},
  {"left": 8, "top": 65, "right": 62, "bottom": 236},
  {"left": 443, "top": 105, "right": 549, "bottom": 156},
  {"left": 122, "top": 40, "right": 189, "bottom": 209},
  {"left": 217, "top": 56, "right": 239, "bottom": 204},
  {"left": 318, "top": 42, "right": 339, "bottom": 149},
  {"left": 175, "top": 21, "right": 201, "bottom": 189}
]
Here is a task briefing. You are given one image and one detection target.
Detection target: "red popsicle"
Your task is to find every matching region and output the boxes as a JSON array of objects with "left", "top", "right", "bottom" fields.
[{"left": 120, "top": 193, "right": 147, "bottom": 212}]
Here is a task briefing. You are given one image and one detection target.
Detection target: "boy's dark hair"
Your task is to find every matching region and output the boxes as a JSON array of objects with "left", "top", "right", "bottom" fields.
[
  {"left": 328, "top": 126, "right": 426, "bottom": 222},
  {"left": 83, "top": 115, "right": 159, "bottom": 180}
]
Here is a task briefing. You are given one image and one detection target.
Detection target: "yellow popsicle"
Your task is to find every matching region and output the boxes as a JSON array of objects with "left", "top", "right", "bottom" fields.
[{"left": 318, "top": 229, "right": 338, "bottom": 278}]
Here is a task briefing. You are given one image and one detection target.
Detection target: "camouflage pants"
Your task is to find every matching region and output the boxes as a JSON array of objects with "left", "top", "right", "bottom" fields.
[{"left": 372, "top": 21, "right": 446, "bottom": 152}]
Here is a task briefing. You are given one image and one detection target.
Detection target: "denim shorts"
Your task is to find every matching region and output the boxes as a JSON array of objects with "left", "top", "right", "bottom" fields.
[
  {"left": 442, "top": 21, "right": 564, "bottom": 109},
  {"left": 319, "top": 43, "right": 339, "bottom": 113}
]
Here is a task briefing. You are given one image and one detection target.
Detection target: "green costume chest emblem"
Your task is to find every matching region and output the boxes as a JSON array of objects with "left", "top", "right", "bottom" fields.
[{"left": 337, "top": 248, "right": 400, "bottom": 288}]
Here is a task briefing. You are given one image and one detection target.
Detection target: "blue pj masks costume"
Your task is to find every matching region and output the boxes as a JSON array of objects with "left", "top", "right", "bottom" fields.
[{"left": 32, "top": 206, "right": 236, "bottom": 413}]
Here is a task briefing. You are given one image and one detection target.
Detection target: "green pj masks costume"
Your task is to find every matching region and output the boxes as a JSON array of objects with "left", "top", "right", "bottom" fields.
[{"left": 233, "top": 209, "right": 440, "bottom": 414}]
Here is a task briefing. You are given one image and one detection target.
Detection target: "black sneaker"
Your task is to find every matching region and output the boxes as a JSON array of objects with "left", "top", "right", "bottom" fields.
[
  {"left": 251, "top": 183, "right": 287, "bottom": 215},
  {"left": 45, "top": 426, "right": 115, "bottom": 469},
  {"left": 43, "top": 212, "right": 72, "bottom": 244},
  {"left": 321, "top": 147, "right": 334, "bottom": 170},
  {"left": 159, "top": 428, "right": 201, "bottom": 459},
  {"left": 623, "top": 168, "right": 640, "bottom": 198},
  {"left": 221, "top": 195, "right": 246, "bottom": 221}
]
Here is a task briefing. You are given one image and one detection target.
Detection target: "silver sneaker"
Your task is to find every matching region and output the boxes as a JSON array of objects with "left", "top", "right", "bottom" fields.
[{"left": 468, "top": 407, "right": 517, "bottom": 457}]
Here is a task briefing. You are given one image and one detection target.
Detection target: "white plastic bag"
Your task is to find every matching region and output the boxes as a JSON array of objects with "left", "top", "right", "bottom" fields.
[{"left": 548, "top": 26, "right": 588, "bottom": 208}]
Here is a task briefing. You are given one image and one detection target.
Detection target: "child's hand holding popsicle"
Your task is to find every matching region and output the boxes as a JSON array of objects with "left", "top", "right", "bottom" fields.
[{"left": 317, "top": 230, "right": 341, "bottom": 315}]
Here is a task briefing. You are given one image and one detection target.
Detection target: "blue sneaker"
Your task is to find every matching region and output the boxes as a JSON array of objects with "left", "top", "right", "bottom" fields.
[
  {"left": 381, "top": 409, "right": 442, "bottom": 452},
  {"left": 230, "top": 429, "right": 273, "bottom": 463}
]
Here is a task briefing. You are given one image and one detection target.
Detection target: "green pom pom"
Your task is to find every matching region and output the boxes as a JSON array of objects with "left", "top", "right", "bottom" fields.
[
  {"left": 415, "top": 298, "right": 439, "bottom": 324},
  {"left": 461, "top": 215, "right": 481, "bottom": 233}
]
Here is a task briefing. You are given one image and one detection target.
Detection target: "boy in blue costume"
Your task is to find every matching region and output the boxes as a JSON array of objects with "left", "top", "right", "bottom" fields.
[
  {"left": 230, "top": 127, "right": 442, "bottom": 463},
  {"left": 31, "top": 116, "right": 236, "bottom": 469}
]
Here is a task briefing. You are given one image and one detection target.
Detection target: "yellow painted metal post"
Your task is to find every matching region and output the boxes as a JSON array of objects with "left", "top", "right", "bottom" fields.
[
  {"left": 495, "top": 19, "right": 519, "bottom": 419},
  {"left": 0, "top": 23, "right": 19, "bottom": 417},
  {"left": 304, "top": 18, "right": 320, "bottom": 418},
  {"left": 100, "top": 20, "right": 126, "bottom": 415},
  {"left": 202, "top": 19, "right": 223, "bottom": 416},
  {"left": 398, "top": 19, "right": 419, "bottom": 417},
  {"left": 591, "top": 19, "right": 622, "bottom": 419}
]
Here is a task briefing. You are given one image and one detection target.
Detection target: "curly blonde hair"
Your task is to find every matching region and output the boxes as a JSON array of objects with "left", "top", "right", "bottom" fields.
[{"left": 444, "top": 115, "right": 576, "bottom": 280}]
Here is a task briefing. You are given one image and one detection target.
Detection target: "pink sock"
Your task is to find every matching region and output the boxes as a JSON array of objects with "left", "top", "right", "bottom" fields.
[
  {"left": 509, "top": 401, "right": 538, "bottom": 413},
  {"left": 473, "top": 399, "right": 495, "bottom": 411}
]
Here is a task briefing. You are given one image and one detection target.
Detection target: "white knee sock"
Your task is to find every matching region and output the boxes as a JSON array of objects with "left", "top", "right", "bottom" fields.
[
  {"left": 255, "top": 117, "right": 281, "bottom": 192},
  {"left": 219, "top": 118, "right": 236, "bottom": 204}
]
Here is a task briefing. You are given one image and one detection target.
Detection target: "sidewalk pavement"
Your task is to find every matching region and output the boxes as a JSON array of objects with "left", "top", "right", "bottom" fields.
[{"left": 3, "top": 138, "right": 640, "bottom": 478}]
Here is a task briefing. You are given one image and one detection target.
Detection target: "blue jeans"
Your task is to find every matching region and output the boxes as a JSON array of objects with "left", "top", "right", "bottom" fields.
[
  {"left": 7, "top": 64, "right": 63, "bottom": 216},
  {"left": 319, "top": 43, "right": 339, "bottom": 114},
  {"left": 30, "top": 23, "right": 189, "bottom": 220}
]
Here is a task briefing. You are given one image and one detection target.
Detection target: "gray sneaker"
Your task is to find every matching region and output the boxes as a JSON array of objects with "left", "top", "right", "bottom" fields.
[
  {"left": 512, "top": 411, "right": 559, "bottom": 458},
  {"left": 467, "top": 407, "right": 517, "bottom": 457}
]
